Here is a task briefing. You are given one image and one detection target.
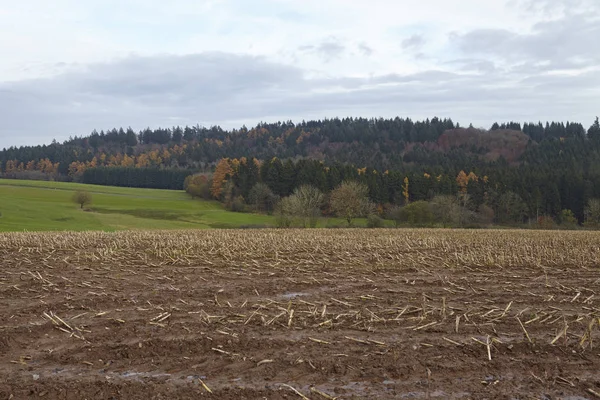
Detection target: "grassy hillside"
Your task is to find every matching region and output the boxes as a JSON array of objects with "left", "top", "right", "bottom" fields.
[{"left": 0, "top": 179, "right": 275, "bottom": 231}]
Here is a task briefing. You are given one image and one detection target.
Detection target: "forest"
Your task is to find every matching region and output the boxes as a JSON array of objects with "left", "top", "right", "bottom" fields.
[{"left": 1, "top": 116, "right": 600, "bottom": 227}]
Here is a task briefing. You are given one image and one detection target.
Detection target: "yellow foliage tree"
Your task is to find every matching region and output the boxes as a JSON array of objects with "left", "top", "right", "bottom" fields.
[
  {"left": 211, "top": 158, "right": 233, "bottom": 199},
  {"left": 456, "top": 170, "right": 469, "bottom": 194},
  {"left": 121, "top": 154, "right": 135, "bottom": 167},
  {"left": 68, "top": 161, "right": 87, "bottom": 178},
  {"left": 402, "top": 177, "right": 410, "bottom": 204},
  {"left": 135, "top": 154, "right": 149, "bottom": 168},
  {"left": 5, "top": 160, "right": 17, "bottom": 173}
]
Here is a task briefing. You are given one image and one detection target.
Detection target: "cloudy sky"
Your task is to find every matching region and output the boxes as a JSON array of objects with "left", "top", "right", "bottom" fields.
[{"left": 0, "top": 0, "right": 599, "bottom": 147}]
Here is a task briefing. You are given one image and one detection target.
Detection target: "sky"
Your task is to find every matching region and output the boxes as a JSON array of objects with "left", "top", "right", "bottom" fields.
[{"left": 0, "top": 0, "right": 599, "bottom": 147}]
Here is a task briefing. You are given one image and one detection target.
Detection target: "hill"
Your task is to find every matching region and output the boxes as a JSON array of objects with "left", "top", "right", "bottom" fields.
[{"left": 1, "top": 116, "right": 600, "bottom": 225}]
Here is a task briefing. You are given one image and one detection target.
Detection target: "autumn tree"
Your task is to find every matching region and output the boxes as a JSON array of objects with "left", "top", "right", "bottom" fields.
[
  {"left": 68, "top": 161, "right": 87, "bottom": 181},
  {"left": 402, "top": 177, "right": 409, "bottom": 205},
  {"left": 456, "top": 170, "right": 469, "bottom": 195},
  {"left": 122, "top": 154, "right": 135, "bottom": 167},
  {"left": 72, "top": 191, "right": 92, "bottom": 209},
  {"left": 135, "top": 154, "right": 150, "bottom": 168},
  {"left": 184, "top": 174, "right": 211, "bottom": 200},
  {"left": 330, "top": 181, "right": 373, "bottom": 226},
  {"left": 211, "top": 158, "right": 233, "bottom": 200}
]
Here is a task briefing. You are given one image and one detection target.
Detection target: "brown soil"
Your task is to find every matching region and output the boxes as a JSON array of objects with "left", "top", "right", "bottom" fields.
[{"left": 1, "top": 229, "right": 599, "bottom": 399}]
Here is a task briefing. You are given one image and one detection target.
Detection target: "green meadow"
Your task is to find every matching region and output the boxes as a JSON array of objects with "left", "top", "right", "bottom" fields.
[
  {"left": 0, "top": 179, "right": 274, "bottom": 231},
  {"left": 0, "top": 179, "right": 381, "bottom": 232}
]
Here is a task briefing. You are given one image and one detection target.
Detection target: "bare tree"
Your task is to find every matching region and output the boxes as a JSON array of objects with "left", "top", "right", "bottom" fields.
[
  {"left": 291, "top": 185, "right": 324, "bottom": 227},
  {"left": 330, "top": 181, "right": 373, "bottom": 226},
  {"left": 277, "top": 185, "right": 324, "bottom": 227},
  {"left": 248, "top": 183, "right": 278, "bottom": 214}
]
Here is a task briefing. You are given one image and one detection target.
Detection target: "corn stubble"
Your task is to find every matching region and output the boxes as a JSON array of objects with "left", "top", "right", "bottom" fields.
[{"left": 1, "top": 228, "right": 599, "bottom": 399}]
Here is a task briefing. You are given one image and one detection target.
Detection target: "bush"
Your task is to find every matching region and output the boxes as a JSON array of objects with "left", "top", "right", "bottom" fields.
[
  {"left": 558, "top": 209, "right": 578, "bottom": 229},
  {"left": 184, "top": 174, "right": 212, "bottom": 200},
  {"left": 248, "top": 183, "right": 278, "bottom": 214},
  {"left": 477, "top": 204, "right": 495, "bottom": 226},
  {"left": 386, "top": 206, "right": 402, "bottom": 227},
  {"left": 536, "top": 215, "right": 557, "bottom": 230},
  {"left": 367, "top": 214, "right": 385, "bottom": 228},
  {"left": 398, "top": 201, "right": 434, "bottom": 226},
  {"left": 226, "top": 195, "right": 246, "bottom": 213},
  {"left": 584, "top": 199, "right": 600, "bottom": 228},
  {"left": 275, "top": 197, "right": 295, "bottom": 228}
]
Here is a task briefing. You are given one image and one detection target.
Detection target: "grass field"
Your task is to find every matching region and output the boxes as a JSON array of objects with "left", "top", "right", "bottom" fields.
[
  {"left": 0, "top": 179, "right": 275, "bottom": 231},
  {"left": 0, "top": 179, "right": 380, "bottom": 231}
]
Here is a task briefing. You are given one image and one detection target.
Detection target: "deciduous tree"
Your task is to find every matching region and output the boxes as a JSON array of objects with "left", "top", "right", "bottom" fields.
[
  {"left": 72, "top": 191, "right": 92, "bottom": 209},
  {"left": 330, "top": 181, "right": 373, "bottom": 226}
]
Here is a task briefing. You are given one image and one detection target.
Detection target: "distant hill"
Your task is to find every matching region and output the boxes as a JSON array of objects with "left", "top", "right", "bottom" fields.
[{"left": 1, "top": 116, "right": 600, "bottom": 223}]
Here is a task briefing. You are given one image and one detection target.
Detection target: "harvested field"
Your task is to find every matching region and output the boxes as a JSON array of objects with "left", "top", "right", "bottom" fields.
[{"left": 1, "top": 229, "right": 600, "bottom": 399}]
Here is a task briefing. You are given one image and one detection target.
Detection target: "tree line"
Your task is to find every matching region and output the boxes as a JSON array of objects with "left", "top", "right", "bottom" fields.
[
  {"left": 1, "top": 116, "right": 600, "bottom": 226},
  {"left": 183, "top": 157, "right": 600, "bottom": 228}
]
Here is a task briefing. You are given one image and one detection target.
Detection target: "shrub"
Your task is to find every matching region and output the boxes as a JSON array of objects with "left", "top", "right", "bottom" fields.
[
  {"left": 227, "top": 195, "right": 246, "bottom": 213},
  {"left": 386, "top": 206, "right": 402, "bottom": 227},
  {"left": 558, "top": 209, "right": 578, "bottom": 229},
  {"left": 367, "top": 214, "right": 385, "bottom": 228},
  {"left": 398, "top": 201, "right": 434, "bottom": 226},
  {"left": 248, "top": 183, "right": 278, "bottom": 214}
]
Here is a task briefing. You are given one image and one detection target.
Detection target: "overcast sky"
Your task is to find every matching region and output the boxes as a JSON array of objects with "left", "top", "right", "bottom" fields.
[{"left": 0, "top": 0, "right": 599, "bottom": 147}]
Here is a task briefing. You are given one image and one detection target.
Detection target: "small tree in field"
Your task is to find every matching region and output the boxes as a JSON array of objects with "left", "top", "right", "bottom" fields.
[
  {"left": 330, "top": 181, "right": 373, "bottom": 226},
  {"left": 72, "top": 191, "right": 92, "bottom": 209}
]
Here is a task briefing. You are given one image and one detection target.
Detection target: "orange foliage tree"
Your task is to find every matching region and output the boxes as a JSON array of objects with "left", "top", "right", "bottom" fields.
[{"left": 211, "top": 158, "right": 233, "bottom": 199}]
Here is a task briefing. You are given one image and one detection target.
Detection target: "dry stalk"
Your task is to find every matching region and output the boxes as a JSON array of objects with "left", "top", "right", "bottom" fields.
[{"left": 281, "top": 384, "right": 309, "bottom": 400}]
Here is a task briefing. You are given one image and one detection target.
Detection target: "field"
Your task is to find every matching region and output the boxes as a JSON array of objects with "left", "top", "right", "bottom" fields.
[
  {"left": 0, "top": 179, "right": 379, "bottom": 231},
  {"left": 0, "top": 179, "right": 274, "bottom": 231},
  {"left": 1, "top": 229, "right": 599, "bottom": 399}
]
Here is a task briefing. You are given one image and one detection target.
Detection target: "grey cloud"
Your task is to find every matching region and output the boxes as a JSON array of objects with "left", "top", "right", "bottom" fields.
[
  {"left": 402, "top": 34, "right": 425, "bottom": 50},
  {"left": 511, "top": 0, "right": 597, "bottom": 15},
  {"left": 445, "top": 58, "right": 497, "bottom": 74},
  {"left": 358, "top": 43, "right": 373, "bottom": 56},
  {"left": 452, "top": 14, "right": 600, "bottom": 71},
  {"left": 299, "top": 38, "right": 345, "bottom": 61},
  {"left": 1, "top": 51, "right": 599, "bottom": 147}
]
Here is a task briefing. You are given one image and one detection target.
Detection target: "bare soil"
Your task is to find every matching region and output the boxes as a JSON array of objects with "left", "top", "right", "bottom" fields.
[{"left": 1, "top": 229, "right": 599, "bottom": 399}]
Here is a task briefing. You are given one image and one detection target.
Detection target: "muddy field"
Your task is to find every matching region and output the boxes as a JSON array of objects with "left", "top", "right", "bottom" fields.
[{"left": 1, "top": 229, "right": 599, "bottom": 399}]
